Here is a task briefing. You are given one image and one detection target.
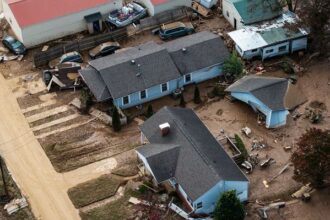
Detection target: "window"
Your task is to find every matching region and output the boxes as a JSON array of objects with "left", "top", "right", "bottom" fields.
[
  {"left": 226, "top": 11, "right": 230, "bottom": 17},
  {"left": 278, "top": 45, "right": 287, "bottom": 52},
  {"left": 122, "top": 96, "right": 129, "bottom": 105},
  {"left": 161, "top": 83, "right": 168, "bottom": 93},
  {"left": 196, "top": 202, "right": 203, "bottom": 209},
  {"left": 184, "top": 74, "right": 191, "bottom": 83},
  {"left": 265, "top": 49, "right": 274, "bottom": 54},
  {"left": 251, "top": 49, "right": 258, "bottom": 53},
  {"left": 140, "top": 90, "right": 147, "bottom": 99}
]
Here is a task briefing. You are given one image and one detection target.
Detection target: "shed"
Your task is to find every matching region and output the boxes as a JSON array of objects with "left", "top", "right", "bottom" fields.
[
  {"left": 222, "top": 0, "right": 282, "bottom": 29},
  {"left": 136, "top": 0, "right": 192, "bottom": 16},
  {"left": 137, "top": 106, "right": 249, "bottom": 214},
  {"left": 2, "top": 0, "right": 122, "bottom": 47},
  {"left": 84, "top": 12, "right": 103, "bottom": 34},
  {"left": 226, "top": 75, "right": 305, "bottom": 128},
  {"left": 228, "top": 11, "right": 309, "bottom": 60}
]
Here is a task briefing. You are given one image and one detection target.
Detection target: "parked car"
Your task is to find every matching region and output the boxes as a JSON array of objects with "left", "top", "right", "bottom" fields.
[
  {"left": 48, "top": 51, "right": 83, "bottom": 68},
  {"left": 107, "top": 2, "right": 147, "bottom": 28},
  {"left": 159, "top": 22, "right": 195, "bottom": 40},
  {"left": 2, "top": 36, "right": 27, "bottom": 55},
  {"left": 89, "top": 42, "right": 121, "bottom": 59}
]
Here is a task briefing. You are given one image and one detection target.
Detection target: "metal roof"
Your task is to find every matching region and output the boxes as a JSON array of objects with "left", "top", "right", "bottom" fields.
[
  {"left": 228, "top": 11, "right": 308, "bottom": 51},
  {"left": 232, "top": 0, "right": 282, "bottom": 24}
]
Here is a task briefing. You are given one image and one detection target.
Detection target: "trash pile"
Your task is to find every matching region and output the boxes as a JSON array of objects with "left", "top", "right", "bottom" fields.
[
  {"left": 4, "top": 197, "right": 28, "bottom": 215},
  {"left": 304, "top": 101, "right": 326, "bottom": 124},
  {"left": 251, "top": 139, "right": 268, "bottom": 151}
]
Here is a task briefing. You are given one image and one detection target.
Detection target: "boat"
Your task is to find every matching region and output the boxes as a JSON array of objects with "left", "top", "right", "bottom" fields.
[{"left": 107, "top": 2, "right": 147, "bottom": 28}]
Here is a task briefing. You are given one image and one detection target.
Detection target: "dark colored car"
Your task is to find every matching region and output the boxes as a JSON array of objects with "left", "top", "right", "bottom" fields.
[
  {"left": 2, "top": 36, "right": 27, "bottom": 55},
  {"left": 89, "top": 42, "right": 121, "bottom": 59},
  {"left": 159, "top": 22, "right": 195, "bottom": 40},
  {"left": 48, "top": 51, "right": 83, "bottom": 68}
]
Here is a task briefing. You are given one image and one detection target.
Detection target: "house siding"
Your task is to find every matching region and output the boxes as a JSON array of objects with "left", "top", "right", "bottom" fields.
[
  {"left": 2, "top": 0, "right": 23, "bottom": 42},
  {"left": 230, "top": 92, "right": 288, "bottom": 128},
  {"left": 262, "top": 42, "right": 290, "bottom": 60},
  {"left": 113, "top": 78, "right": 179, "bottom": 109},
  {"left": 291, "top": 37, "right": 308, "bottom": 52},
  {"left": 137, "top": 0, "right": 191, "bottom": 16},
  {"left": 193, "top": 180, "right": 248, "bottom": 214},
  {"left": 179, "top": 64, "right": 223, "bottom": 87},
  {"left": 222, "top": 0, "right": 244, "bottom": 29}
]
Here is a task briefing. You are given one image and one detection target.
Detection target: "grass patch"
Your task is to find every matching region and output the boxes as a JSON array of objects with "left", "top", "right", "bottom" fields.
[
  {"left": 68, "top": 174, "right": 124, "bottom": 208},
  {"left": 80, "top": 189, "right": 140, "bottom": 220}
]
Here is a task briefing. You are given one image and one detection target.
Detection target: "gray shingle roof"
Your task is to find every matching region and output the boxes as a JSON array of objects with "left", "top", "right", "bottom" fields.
[
  {"left": 138, "top": 107, "right": 248, "bottom": 201},
  {"left": 89, "top": 42, "right": 181, "bottom": 99},
  {"left": 226, "top": 75, "right": 289, "bottom": 110},
  {"left": 79, "top": 66, "right": 111, "bottom": 102},
  {"left": 163, "top": 31, "right": 230, "bottom": 75},
  {"left": 137, "top": 144, "right": 181, "bottom": 183}
]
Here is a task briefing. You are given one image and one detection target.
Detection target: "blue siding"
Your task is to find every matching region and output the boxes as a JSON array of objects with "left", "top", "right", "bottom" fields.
[
  {"left": 192, "top": 180, "right": 248, "bottom": 214},
  {"left": 178, "top": 64, "right": 223, "bottom": 87},
  {"left": 113, "top": 78, "right": 179, "bottom": 109},
  {"left": 231, "top": 92, "right": 288, "bottom": 128}
]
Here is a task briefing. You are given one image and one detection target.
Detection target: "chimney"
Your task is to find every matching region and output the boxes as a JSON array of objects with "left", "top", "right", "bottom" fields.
[{"left": 159, "top": 123, "right": 170, "bottom": 136}]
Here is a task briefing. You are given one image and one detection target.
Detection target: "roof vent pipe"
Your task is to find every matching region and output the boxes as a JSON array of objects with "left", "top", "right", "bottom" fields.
[
  {"left": 159, "top": 123, "right": 170, "bottom": 137},
  {"left": 131, "top": 60, "right": 135, "bottom": 64},
  {"left": 182, "top": 48, "right": 187, "bottom": 53}
]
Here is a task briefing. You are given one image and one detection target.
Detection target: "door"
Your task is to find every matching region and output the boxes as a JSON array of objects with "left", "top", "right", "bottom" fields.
[
  {"left": 234, "top": 18, "right": 237, "bottom": 29},
  {"left": 93, "top": 20, "right": 100, "bottom": 33}
]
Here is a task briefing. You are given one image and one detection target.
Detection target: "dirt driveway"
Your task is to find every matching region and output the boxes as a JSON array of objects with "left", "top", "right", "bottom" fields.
[{"left": 0, "top": 73, "right": 80, "bottom": 220}]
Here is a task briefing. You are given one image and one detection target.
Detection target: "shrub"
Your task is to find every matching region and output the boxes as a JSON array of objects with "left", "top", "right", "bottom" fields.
[
  {"left": 223, "top": 51, "right": 243, "bottom": 80},
  {"left": 145, "top": 104, "right": 154, "bottom": 118},
  {"left": 214, "top": 190, "right": 245, "bottom": 220},
  {"left": 80, "top": 89, "right": 92, "bottom": 114},
  {"left": 193, "top": 85, "right": 201, "bottom": 104},
  {"left": 112, "top": 107, "right": 121, "bottom": 132},
  {"left": 235, "top": 134, "right": 248, "bottom": 160},
  {"left": 179, "top": 94, "right": 186, "bottom": 107}
]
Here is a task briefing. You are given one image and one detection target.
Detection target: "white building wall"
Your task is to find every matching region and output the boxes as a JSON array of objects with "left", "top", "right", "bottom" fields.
[
  {"left": 2, "top": 0, "right": 23, "bottom": 41},
  {"left": 137, "top": 0, "right": 191, "bottom": 16},
  {"left": 222, "top": 0, "right": 244, "bottom": 29},
  {"left": 19, "top": 0, "right": 122, "bottom": 47},
  {"left": 0, "top": 0, "right": 3, "bottom": 13}
]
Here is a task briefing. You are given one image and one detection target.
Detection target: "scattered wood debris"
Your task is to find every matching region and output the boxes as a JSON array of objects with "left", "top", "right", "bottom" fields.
[{"left": 4, "top": 197, "right": 28, "bottom": 215}]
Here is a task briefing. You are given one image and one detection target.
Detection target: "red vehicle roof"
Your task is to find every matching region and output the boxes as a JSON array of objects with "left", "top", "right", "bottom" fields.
[
  {"left": 151, "top": 0, "right": 169, "bottom": 6},
  {"left": 7, "top": 0, "right": 114, "bottom": 28}
]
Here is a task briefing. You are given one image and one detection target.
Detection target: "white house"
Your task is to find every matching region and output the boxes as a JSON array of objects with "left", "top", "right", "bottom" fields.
[
  {"left": 136, "top": 0, "right": 191, "bottom": 16},
  {"left": 222, "top": 0, "right": 282, "bottom": 29},
  {"left": 2, "top": 0, "right": 122, "bottom": 47},
  {"left": 228, "top": 11, "right": 308, "bottom": 60},
  {"left": 136, "top": 107, "right": 249, "bottom": 214}
]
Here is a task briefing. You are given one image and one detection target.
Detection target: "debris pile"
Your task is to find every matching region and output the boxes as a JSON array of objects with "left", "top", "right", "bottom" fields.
[
  {"left": 4, "top": 197, "right": 28, "bottom": 215},
  {"left": 251, "top": 139, "right": 267, "bottom": 151},
  {"left": 304, "top": 101, "right": 326, "bottom": 124}
]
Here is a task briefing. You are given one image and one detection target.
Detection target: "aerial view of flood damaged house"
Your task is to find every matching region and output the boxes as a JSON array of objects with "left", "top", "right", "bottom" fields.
[
  {"left": 2, "top": 0, "right": 123, "bottom": 47},
  {"left": 226, "top": 75, "right": 306, "bottom": 128},
  {"left": 222, "top": 0, "right": 282, "bottom": 29},
  {"left": 136, "top": 107, "right": 249, "bottom": 214},
  {"left": 79, "top": 31, "right": 229, "bottom": 109},
  {"left": 228, "top": 11, "right": 309, "bottom": 60}
]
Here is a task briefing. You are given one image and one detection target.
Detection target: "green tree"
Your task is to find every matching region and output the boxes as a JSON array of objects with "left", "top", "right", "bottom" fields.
[
  {"left": 223, "top": 52, "right": 243, "bottom": 80},
  {"left": 146, "top": 104, "right": 154, "bottom": 118},
  {"left": 291, "top": 128, "right": 330, "bottom": 188},
  {"left": 79, "top": 89, "right": 92, "bottom": 114},
  {"left": 193, "top": 85, "right": 201, "bottom": 104},
  {"left": 235, "top": 134, "right": 248, "bottom": 160},
  {"left": 214, "top": 190, "right": 245, "bottom": 220},
  {"left": 112, "top": 107, "right": 121, "bottom": 132},
  {"left": 179, "top": 94, "right": 186, "bottom": 107}
]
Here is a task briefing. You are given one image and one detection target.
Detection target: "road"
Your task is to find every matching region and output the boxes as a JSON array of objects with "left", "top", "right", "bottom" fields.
[{"left": 0, "top": 73, "right": 80, "bottom": 220}]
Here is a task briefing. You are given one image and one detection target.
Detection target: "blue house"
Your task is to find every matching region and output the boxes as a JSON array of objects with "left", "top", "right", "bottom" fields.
[
  {"left": 225, "top": 75, "right": 306, "bottom": 128},
  {"left": 228, "top": 11, "right": 308, "bottom": 60},
  {"left": 79, "top": 31, "right": 229, "bottom": 109},
  {"left": 136, "top": 107, "right": 249, "bottom": 215}
]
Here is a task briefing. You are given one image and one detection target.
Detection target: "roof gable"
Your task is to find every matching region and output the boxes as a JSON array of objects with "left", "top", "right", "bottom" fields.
[
  {"left": 232, "top": 0, "right": 282, "bottom": 24},
  {"left": 163, "top": 31, "right": 229, "bottom": 75},
  {"left": 139, "top": 107, "right": 248, "bottom": 200},
  {"left": 226, "top": 75, "right": 289, "bottom": 110}
]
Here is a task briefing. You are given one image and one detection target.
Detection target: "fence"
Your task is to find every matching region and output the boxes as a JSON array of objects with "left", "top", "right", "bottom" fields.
[
  {"left": 138, "top": 7, "right": 191, "bottom": 31},
  {"left": 33, "top": 28, "right": 128, "bottom": 67}
]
